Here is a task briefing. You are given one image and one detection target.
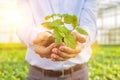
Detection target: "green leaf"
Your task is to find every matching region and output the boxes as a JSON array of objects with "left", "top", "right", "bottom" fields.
[
  {"left": 57, "top": 14, "right": 62, "bottom": 17},
  {"left": 56, "top": 25, "right": 70, "bottom": 37},
  {"left": 63, "top": 14, "right": 73, "bottom": 24},
  {"left": 52, "top": 14, "right": 62, "bottom": 17},
  {"left": 45, "top": 15, "right": 52, "bottom": 20},
  {"left": 53, "top": 19, "right": 64, "bottom": 25},
  {"left": 53, "top": 29, "right": 63, "bottom": 44},
  {"left": 41, "top": 20, "right": 63, "bottom": 30},
  {"left": 64, "top": 34, "right": 76, "bottom": 49},
  {"left": 75, "top": 27, "right": 88, "bottom": 35},
  {"left": 55, "top": 37, "right": 63, "bottom": 44},
  {"left": 41, "top": 22, "right": 55, "bottom": 29},
  {"left": 42, "top": 13, "right": 88, "bottom": 49},
  {"left": 72, "top": 15, "right": 78, "bottom": 28},
  {"left": 60, "top": 26, "right": 70, "bottom": 35}
]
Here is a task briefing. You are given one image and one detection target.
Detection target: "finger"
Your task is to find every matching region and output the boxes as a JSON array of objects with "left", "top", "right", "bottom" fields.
[
  {"left": 47, "top": 43, "right": 57, "bottom": 51},
  {"left": 60, "top": 42, "right": 65, "bottom": 46},
  {"left": 33, "top": 32, "right": 48, "bottom": 44},
  {"left": 59, "top": 46, "right": 75, "bottom": 54},
  {"left": 34, "top": 45, "right": 53, "bottom": 58},
  {"left": 34, "top": 45, "right": 45, "bottom": 54},
  {"left": 52, "top": 47, "right": 70, "bottom": 56},
  {"left": 71, "top": 31, "right": 86, "bottom": 43},
  {"left": 52, "top": 48, "right": 58, "bottom": 54},
  {"left": 59, "top": 45, "right": 81, "bottom": 54},
  {"left": 56, "top": 50, "right": 76, "bottom": 59},
  {"left": 34, "top": 43, "right": 56, "bottom": 55},
  {"left": 52, "top": 47, "right": 77, "bottom": 59},
  {"left": 33, "top": 32, "right": 54, "bottom": 45},
  {"left": 51, "top": 54, "right": 65, "bottom": 61},
  {"left": 76, "top": 42, "right": 83, "bottom": 52}
]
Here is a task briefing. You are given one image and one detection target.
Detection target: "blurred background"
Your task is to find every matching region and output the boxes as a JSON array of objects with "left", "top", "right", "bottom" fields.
[{"left": 0, "top": 0, "right": 120, "bottom": 80}]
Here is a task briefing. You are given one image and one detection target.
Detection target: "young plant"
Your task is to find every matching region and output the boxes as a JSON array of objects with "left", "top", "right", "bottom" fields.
[{"left": 41, "top": 14, "right": 88, "bottom": 49}]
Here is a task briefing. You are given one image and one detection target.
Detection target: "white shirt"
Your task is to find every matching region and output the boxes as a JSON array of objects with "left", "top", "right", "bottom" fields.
[{"left": 17, "top": 0, "right": 97, "bottom": 70}]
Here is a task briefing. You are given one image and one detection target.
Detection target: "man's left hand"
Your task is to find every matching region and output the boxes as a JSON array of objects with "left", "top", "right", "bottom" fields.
[{"left": 51, "top": 42, "right": 82, "bottom": 61}]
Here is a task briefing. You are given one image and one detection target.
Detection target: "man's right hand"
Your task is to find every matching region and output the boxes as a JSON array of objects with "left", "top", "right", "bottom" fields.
[
  {"left": 34, "top": 43, "right": 56, "bottom": 58},
  {"left": 33, "top": 31, "right": 55, "bottom": 47},
  {"left": 33, "top": 32, "right": 56, "bottom": 58}
]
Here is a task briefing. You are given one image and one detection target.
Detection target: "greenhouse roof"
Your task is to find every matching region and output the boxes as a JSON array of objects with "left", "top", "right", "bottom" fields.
[{"left": 99, "top": 0, "right": 120, "bottom": 10}]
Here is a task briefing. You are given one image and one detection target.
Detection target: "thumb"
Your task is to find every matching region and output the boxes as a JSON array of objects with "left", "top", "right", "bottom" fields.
[{"left": 71, "top": 31, "right": 86, "bottom": 43}]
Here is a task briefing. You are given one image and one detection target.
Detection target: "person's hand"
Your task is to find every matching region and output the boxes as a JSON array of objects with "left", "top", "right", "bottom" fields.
[
  {"left": 33, "top": 31, "right": 56, "bottom": 58},
  {"left": 34, "top": 43, "right": 57, "bottom": 58},
  {"left": 71, "top": 31, "right": 86, "bottom": 43},
  {"left": 51, "top": 32, "right": 86, "bottom": 61},
  {"left": 51, "top": 42, "right": 82, "bottom": 61},
  {"left": 33, "top": 31, "right": 55, "bottom": 47},
  {"left": 33, "top": 31, "right": 86, "bottom": 60}
]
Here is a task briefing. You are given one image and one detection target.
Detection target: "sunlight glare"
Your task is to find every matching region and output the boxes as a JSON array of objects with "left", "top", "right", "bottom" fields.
[{"left": 6, "top": 9, "right": 21, "bottom": 25}]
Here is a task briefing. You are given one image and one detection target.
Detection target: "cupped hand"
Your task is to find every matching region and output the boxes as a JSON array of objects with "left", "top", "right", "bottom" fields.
[
  {"left": 33, "top": 31, "right": 55, "bottom": 47},
  {"left": 51, "top": 31, "right": 86, "bottom": 61},
  {"left": 51, "top": 42, "right": 82, "bottom": 61},
  {"left": 33, "top": 31, "right": 56, "bottom": 58},
  {"left": 34, "top": 43, "right": 57, "bottom": 58}
]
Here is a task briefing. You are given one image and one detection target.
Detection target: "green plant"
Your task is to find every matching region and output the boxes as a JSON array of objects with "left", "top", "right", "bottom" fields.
[
  {"left": 42, "top": 14, "right": 88, "bottom": 48},
  {"left": 0, "top": 44, "right": 120, "bottom": 80}
]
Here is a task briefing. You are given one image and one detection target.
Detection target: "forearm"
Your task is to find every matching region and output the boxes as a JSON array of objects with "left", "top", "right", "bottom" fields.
[{"left": 16, "top": 25, "right": 47, "bottom": 47}]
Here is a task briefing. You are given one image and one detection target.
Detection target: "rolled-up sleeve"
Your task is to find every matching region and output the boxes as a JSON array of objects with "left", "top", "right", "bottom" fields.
[{"left": 79, "top": 0, "right": 97, "bottom": 46}]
